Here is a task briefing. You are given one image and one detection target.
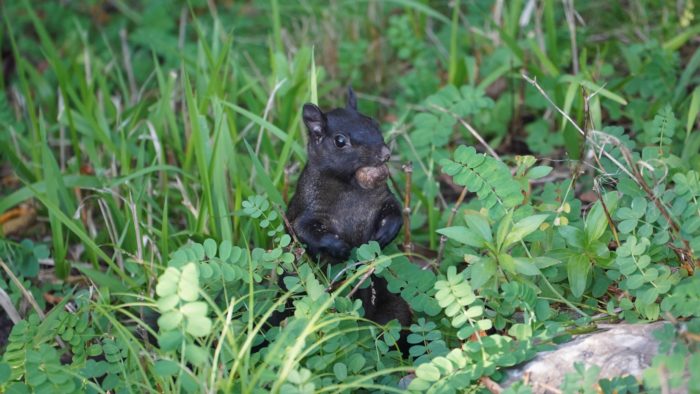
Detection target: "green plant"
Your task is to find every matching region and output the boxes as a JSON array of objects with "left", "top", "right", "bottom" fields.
[{"left": 2, "top": 1, "right": 700, "bottom": 393}]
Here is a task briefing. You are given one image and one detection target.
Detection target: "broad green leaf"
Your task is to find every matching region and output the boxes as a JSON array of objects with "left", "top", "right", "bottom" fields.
[
  {"left": 496, "top": 211, "right": 514, "bottom": 250},
  {"left": 559, "top": 226, "right": 585, "bottom": 248},
  {"left": 626, "top": 274, "right": 645, "bottom": 290},
  {"left": 154, "top": 360, "right": 180, "bottom": 377},
  {"left": 157, "top": 295, "right": 179, "bottom": 312},
  {"left": 513, "top": 258, "right": 541, "bottom": 276},
  {"left": 533, "top": 257, "right": 561, "bottom": 269},
  {"left": 156, "top": 267, "right": 181, "bottom": 297},
  {"left": 219, "top": 240, "right": 232, "bottom": 260},
  {"left": 415, "top": 364, "right": 441, "bottom": 382},
  {"left": 158, "top": 311, "right": 183, "bottom": 331},
  {"left": 305, "top": 273, "right": 325, "bottom": 301},
  {"left": 178, "top": 263, "right": 199, "bottom": 302},
  {"left": 452, "top": 282, "right": 475, "bottom": 300},
  {"left": 185, "top": 343, "right": 209, "bottom": 366},
  {"left": 432, "top": 357, "right": 454, "bottom": 374},
  {"left": 203, "top": 239, "right": 217, "bottom": 259},
  {"left": 466, "top": 214, "right": 493, "bottom": 244},
  {"left": 333, "top": 363, "right": 347, "bottom": 381},
  {"left": 508, "top": 323, "right": 533, "bottom": 340},
  {"left": 470, "top": 257, "right": 497, "bottom": 288},
  {"left": 0, "top": 362, "right": 10, "bottom": 384},
  {"left": 585, "top": 193, "right": 619, "bottom": 243},
  {"left": 498, "top": 253, "right": 517, "bottom": 274},
  {"left": 186, "top": 316, "right": 212, "bottom": 337},
  {"left": 408, "top": 379, "right": 432, "bottom": 391},
  {"left": 347, "top": 354, "right": 365, "bottom": 373},
  {"left": 504, "top": 214, "right": 549, "bottom": 248},
  {"left": 527, "top": 166, "right": 553, "bottom": 180},
  {"left": 567, "top": 255, "right": 590, "bottom": 298},
  {"left": 181, "top": 301, "right": 208, "bottom": 317},
  {"left": 437, "top": 226, "right": 485, "bottom": 248},
  {"left": 637, "top": 287, "right": 659, "bottom": 305},
  {"left": 158, "top": 330, "right": 184, "bottom": 352},
  {"left": 463, "top": 305, "right": 483, "bottom": 319},
  {"left": 475, "top": 319, "right": 492, "bottom": 331},
  {"left": 618, "top": 219, "right": 638, "bottom": 233}
]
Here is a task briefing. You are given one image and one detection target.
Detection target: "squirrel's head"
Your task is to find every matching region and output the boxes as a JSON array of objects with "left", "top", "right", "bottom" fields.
[{"left": 302, "top": 87, "right": 391, "bottom": 180}]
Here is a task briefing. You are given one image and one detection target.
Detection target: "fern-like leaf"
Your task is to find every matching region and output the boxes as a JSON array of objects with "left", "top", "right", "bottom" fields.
[{"left": 441, "top": 146, "right": 523, "bottom": 212}]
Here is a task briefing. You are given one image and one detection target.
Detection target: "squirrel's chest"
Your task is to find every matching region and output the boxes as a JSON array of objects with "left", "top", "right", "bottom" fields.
[{"left": 327, "top": 188, "right": 385, "bottom": 245}]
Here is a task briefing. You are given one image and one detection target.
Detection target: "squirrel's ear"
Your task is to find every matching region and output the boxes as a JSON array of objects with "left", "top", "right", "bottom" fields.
[
  {"left": 346, "top": 87, "right": 357, "bottom": 111},
  {"left": 303, "top": 103, "right": 325, "bottom": 141}
]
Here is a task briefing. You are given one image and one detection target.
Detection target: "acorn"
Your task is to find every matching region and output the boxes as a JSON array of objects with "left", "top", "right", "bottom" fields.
[{"left": 355, "top": 164, "right": 389, "bottom": 189}]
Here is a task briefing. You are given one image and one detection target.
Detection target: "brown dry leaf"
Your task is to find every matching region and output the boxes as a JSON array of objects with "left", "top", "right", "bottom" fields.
[
  {"left": 579, "top": 190, "right": 598, "bottom": 203},
  {"left": 43, "top": 292, "right": 64, "bottom": 305},
  {"left": 0, "top": 204, "right": 37, "bottom": 236}
]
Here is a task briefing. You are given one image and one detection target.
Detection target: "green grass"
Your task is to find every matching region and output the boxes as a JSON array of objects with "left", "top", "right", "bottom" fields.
[{"left": 1, "top": 0, "right": 700, "bottom": 393}]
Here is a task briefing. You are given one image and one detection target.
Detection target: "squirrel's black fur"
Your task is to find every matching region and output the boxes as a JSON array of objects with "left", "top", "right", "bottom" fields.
[
  {"left": 287, "top": 88, "right": 403, "bottom": 259},
  {"left": 284, "top": 88, "right": 411, "bottom": 353}
]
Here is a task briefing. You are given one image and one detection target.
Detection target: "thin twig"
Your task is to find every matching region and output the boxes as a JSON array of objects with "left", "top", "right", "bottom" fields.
[
  {"left": 0, "top": 285, "right": 21, "bottom": 324},
  {"left": 534, "top": 381, "right": 563, "bottom": 394},
  {"left": 480, "top": 376, "right": 503, "bottom": 394},
  {"left": 0, "top": 257, "right": 45, "bottom": 319},
  {"left": 430, "top": 104, "right": 501, "bottom": 161},
  {"left": 277, "top": 205, "right": 301, "bottom": 248},
  {"left": 0, "top": 258, "right": 68, "bottom": 349},
  {"left": 436, "top": 185, "right": 469, "bottom": 266},
  {"left": 593, "top": 178, "right": 620, "bottom": 248},
  {"left": 326, "top": 262, "right": 366, "bottom": 292},
  {"left": 402, "top": 162, "right": 413, "bottom": 252},
  {"left": 347, "top": 267, "right": 375, "bottom": 299},
  {"left": 277, "top": 206, "right": 307, "bottom": 262}
]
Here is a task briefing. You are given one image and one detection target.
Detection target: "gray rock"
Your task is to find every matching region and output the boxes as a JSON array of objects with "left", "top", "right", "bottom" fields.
[{"left": 502, "top": 322, "right": 669, "bottom": 393}]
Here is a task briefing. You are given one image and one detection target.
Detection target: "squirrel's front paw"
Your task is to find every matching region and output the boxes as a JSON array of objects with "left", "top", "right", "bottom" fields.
[
  {"left": 319, "top": 233, "right": 351, "bottom": 260},
  {"left": 372, "top": 216, "right": 402, "bottom": 248}
]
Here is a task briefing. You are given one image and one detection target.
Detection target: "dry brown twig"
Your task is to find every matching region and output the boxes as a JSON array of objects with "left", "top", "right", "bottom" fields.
[
  {"left": 480, "top": 376, "right": 504, "bottom": 394},
  {"left": 436, "top": 186, "right": 469, "bottom": 267}
]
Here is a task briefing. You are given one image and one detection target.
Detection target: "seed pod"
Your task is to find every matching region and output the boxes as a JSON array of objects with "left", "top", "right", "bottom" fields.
[{"left": 355, "top": 165, "right": 389, "bottom": 189}]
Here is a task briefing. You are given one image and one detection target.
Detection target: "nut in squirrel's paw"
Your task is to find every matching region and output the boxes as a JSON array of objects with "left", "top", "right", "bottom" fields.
[{"left": 355, "top": 164, "right": 389, "bottom": 189}]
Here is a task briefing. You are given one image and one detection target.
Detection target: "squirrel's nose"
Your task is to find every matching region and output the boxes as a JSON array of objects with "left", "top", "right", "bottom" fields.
[{"left": 379, "top": 146, "right": 391, "bottom": 162}]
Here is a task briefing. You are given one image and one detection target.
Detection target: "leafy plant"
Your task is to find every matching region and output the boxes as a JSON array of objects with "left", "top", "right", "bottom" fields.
[{"left": 2, "top": 1, "right": 700, "bottom": 393}]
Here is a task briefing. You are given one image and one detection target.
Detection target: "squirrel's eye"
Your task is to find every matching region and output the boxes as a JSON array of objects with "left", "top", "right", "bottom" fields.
[{"left": 334, "top": 134, "right": 347, "bottom": 148}]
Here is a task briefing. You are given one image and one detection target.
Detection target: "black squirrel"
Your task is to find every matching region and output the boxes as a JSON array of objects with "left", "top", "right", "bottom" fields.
[{"left": 285, "top": 88, "right": 411, "bottom": 353}]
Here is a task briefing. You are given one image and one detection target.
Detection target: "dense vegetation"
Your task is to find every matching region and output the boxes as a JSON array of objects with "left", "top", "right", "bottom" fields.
[{"left": 1, "top": 1, "right": 699, "bottom": 392}]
